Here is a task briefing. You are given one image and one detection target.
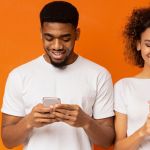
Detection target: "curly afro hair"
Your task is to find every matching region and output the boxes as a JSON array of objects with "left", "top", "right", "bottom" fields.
[{"left": 123, "top": 7, "right": 150, "bottom": 68}]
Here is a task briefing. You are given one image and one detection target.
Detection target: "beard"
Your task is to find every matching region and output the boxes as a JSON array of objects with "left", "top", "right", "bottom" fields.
[
  {"left": 45, "top": 48, "right": 73, "bottom": 68},
  {"left": 49, "top": 56, "right": 68, "bottom": 67}
]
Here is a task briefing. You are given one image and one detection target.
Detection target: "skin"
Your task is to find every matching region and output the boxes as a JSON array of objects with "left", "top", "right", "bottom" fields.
[
  {"left": 1, "top": 104, "right": 56, "bottom": 148},
  {"left": 114, "top": 27, "right": 150, "bottom": 150},
  {"left": 53, "top": 104, "right": 115, "bottom": 147},
  {"left": 1, "top": 22, "right": 115, "bottom": 149},
  {"left": 41, "top": 22, "right": 80, "bottom": 67}
]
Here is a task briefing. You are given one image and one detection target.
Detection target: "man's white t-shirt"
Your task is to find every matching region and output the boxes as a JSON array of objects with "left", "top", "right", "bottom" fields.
[
  {"left": 2, "top": 55, "right": 114, "bottom": 150},
  {"left": 114, "top": 78, "right": 150, "bottom": 150}
]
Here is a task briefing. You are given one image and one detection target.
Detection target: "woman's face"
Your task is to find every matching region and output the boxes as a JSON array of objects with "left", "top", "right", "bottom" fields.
[{"left": 137, "top": 27, "right": 150, "bottom": 67}]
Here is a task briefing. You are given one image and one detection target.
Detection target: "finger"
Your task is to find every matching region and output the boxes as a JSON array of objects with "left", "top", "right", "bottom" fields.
[
  {"left": 49, "top": 105, "right": 55, "bottom": 112},
  {"left": 35, "top": 118, "right": 57, "bottom": 124},
  {"left": 55, "top": 109, "right": 72, "bottom": 115},
  {"left": 54, "top": 112, "right": 75, "bottom": 120},
  {"left": 34, "top": 112, "right": 56, "bottom": 119},
  {"left": 55, "top": 109, "right": 80, "bottom": 118},
  {"left": 55, "top": 104, "right": 79, "bottom": 110},
  {"left": 54, "top": 109, "right": 79, "bottom": 118},
  {"left": 56, "top": 116, "right": 76, "bottom": 122},
  {"left": 34, "top": 106, "right": 52, "bottom": 113}
]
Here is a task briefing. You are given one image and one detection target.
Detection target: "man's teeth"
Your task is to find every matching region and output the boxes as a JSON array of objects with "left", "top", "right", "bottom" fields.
[{"left": 53, "top": 51, "right": 63, "bottom": 55}]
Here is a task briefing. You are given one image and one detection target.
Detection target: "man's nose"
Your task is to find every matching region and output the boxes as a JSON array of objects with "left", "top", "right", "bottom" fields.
[{"left": 52, "top": 39, "right": 63, "bottom": 50}]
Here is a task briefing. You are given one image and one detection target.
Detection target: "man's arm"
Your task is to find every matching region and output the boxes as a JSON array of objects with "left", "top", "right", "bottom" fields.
[
  {"left": 84, "top": 116, "right": 115, "bottom": 148},
  {"left": 54, "top": 104, "right": 115, "bottom": 148},
  {"left": 1, "top": 113, "right": 32, "bottom": 149},
  {"left": 1, "top": 104, "right": 56, "bottom": 149}
]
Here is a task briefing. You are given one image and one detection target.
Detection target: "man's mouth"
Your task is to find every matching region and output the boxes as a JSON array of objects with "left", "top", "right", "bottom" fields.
[
  {"left": 52, "top": 51, "right": 65, "bottom": 55},
  {"left": 51, "top": 50, "right": 66, "bottom": 60}
]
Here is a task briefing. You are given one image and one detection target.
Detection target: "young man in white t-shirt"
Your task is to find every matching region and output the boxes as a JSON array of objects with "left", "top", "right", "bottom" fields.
[{"left": 1, "top": 1, "right": 115, "bottom": 150}]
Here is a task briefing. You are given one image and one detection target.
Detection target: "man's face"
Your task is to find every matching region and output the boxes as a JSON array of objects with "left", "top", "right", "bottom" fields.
[{"left": 41, "top": 22, "right": 79, "bottom": 67}]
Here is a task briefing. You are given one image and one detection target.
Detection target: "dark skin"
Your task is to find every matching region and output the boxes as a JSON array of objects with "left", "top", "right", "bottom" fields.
[
  {"left": 1, "top": 22, "right": 115, "bottom": 149},
  {"left": 1, "top": 104, "right": 56, "bottom": 148},
  {"left": 1, "top": 104, "right": 115, "bottom": 148},
  {"left": 53, "top": 104, "right": 115, "bottom": 147}
]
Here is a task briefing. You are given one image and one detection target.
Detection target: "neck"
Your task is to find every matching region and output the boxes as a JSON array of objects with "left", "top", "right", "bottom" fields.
[{"left": 135, "top": 64, "right": 150, "bottom": 78}]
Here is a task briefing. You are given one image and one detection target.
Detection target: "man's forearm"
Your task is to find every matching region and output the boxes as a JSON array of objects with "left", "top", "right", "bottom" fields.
[
  {"left": 2, "top": 116, "right": 32, "bottom": 149},
  {"left": 83, "top": 117, "right": 115, "bottom": 148}
]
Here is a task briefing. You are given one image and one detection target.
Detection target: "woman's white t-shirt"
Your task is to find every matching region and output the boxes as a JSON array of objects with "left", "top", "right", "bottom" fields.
[{"left": 114, "top": 78, "right": 150, "bottom": 150}]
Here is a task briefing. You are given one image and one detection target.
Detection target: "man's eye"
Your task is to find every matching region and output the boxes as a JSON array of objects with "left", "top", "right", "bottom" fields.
[
  {"left": 46, "top": 38, "right": 53, "bottom": 41},
  {"left": 62, "top": 38, "right": 71, "bottom": 42},
  {"left": 45, "top": 36, "right": 53, "bottom": 41}
]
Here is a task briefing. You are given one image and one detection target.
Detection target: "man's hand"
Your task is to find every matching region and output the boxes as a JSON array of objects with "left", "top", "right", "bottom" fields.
[
  {"left": 53, "top": 104, "right": 114, "bottom": 147},
  {"left": 53, "top": 104, "right": 90, "bottom": 128},
  {"left": 25, "top": 103, "right": 58, "bottom": 129}
]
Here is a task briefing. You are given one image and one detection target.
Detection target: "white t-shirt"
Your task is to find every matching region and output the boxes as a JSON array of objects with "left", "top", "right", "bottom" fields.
[
  {"left": 2, "top": 55, "right": 114, "bottom": 150},
  {"left": 114, "top": 78, "right": 150, "bottom": 150}
]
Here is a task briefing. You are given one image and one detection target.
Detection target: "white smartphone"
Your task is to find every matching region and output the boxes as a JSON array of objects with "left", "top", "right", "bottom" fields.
[{"left": 42, "top": 97, "right": 61, "bottom": 107}]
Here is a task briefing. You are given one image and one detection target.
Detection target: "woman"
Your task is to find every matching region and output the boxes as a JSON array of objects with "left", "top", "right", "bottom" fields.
[{"left": 114, "top": 7, "right": 150, "bottom": 150}]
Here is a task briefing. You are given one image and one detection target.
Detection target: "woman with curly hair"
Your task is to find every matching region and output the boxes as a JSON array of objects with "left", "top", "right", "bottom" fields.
[{"left": 114, "top": 7, "right": 150, "bottom": 150}]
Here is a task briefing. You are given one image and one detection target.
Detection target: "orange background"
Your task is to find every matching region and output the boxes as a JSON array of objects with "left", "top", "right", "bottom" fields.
[{"left": 0, "top": 0, "right": 150, "bottom": 150}]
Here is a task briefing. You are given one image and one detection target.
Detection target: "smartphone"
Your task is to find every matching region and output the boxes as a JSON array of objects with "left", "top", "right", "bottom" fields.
[{"left": 43, "top": 97, "right": 61, "bottom": 107}]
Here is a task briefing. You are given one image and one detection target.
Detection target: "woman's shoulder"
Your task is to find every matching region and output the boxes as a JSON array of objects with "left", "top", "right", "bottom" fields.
[{"left": 115, "top": 77, "right": 132, "bottom": 87}]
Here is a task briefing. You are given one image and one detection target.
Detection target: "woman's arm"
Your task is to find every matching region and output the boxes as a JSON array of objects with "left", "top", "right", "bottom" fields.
[{"left": 114, "top": 112, "right": 150, "bottom": 150}]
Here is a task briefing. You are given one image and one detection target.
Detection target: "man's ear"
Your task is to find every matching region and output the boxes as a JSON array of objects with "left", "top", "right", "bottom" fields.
[
  {"left": 75, "top": 28, "right": 80, "bottom": 40},
  {"left": 137, "top": 40, "right": 141, "bottom": 51}
]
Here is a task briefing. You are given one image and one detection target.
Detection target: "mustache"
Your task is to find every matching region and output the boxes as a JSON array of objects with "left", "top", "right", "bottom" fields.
[{"left": 46, "top": 48, "right": 64, "bottom": 51}]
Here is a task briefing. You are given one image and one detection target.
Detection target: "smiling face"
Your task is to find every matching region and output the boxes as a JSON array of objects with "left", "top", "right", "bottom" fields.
[
  {"left": 41, "top": 22, "right": 80, "bottom": 67},
  {"left": 137, "top": 27, "right": 150, "bottom": 67}
]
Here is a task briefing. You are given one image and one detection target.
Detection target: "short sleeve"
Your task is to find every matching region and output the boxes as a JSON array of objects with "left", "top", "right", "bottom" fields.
[
  {"left": 93, "top": 70, "right": 114, "bottom": 119},
  {"left": 1, "top": 70, "right": 25, "bottom": 116},
  {"left": 114, "top": 80, "right": 127, "bottom": 114}
]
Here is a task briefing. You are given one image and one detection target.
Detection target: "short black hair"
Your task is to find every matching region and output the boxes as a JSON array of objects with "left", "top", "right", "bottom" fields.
[
  {"left": 123, "top": 7, "right": 150, "bottom": 68},
  {"left": 40, "top": 1, "right": 79, "bottom": 28}
]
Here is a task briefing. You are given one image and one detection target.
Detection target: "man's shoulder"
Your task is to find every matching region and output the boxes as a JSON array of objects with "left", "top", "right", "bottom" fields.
[
  {"left": 9, "top": 55, "right": 42, "bottom": 75},
  {"left": 79, "top": 56, "right": 111, "bottom": 77}
]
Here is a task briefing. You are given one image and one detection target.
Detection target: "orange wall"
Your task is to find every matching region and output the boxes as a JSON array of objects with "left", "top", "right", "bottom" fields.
[{"left": 0, "top": 0, "right": 150, "bottom": 150}]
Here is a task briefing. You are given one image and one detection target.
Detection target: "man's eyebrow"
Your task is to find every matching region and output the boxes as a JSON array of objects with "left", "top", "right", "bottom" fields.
[
  {"left": 43, "top": 33, "right": 71, "bottom": 38},
  {"left": 60, "top": 34, "right": 71, "bottom": 37},
  {"left": 43, "top": 33, "right": 53, "bottom": 37}
]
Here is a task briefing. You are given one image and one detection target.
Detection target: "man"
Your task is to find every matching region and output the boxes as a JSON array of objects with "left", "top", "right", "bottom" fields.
[{"left": 1, "top": 1, "right": 115, "bottom": 150}]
